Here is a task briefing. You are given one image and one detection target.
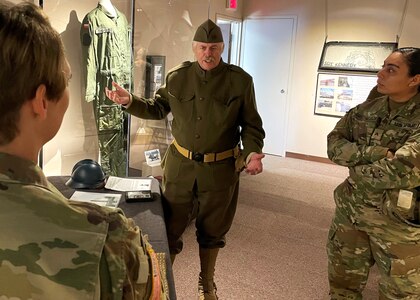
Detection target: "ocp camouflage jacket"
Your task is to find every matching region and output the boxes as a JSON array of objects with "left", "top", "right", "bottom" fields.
[
  {"left": 0, "top": 152, "right": 160, "bottom": 299},
  {"left": 328, "top": 93, "right": 420, "bottom": 225}
]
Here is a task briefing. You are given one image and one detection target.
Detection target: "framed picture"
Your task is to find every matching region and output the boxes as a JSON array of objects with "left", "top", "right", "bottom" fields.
[
  {"left": 314, "top": 73, "right": 377, "bottom": 117},
  {"left": 144, "top": 149, "right": 161, "bottom": 166},
  {"left": 145, "top": 55, "right": 165, "bottom": 98},
  {"left": 319, "top": 41, "right": 397, "bottom": 72}
]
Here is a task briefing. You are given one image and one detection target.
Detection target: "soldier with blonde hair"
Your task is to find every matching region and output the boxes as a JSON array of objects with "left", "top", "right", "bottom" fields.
[{"left": 0, "top": 2, "right": 167, "bottom": 299}]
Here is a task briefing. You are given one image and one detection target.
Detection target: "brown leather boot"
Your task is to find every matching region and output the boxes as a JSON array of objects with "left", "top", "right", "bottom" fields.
[{"left": 198, "top": 247, "right": 219, "bottom": 300}]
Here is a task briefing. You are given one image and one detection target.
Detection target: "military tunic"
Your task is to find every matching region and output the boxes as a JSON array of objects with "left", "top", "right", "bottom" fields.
[
  {"left": 126, "top": 60, "right": 265, "bottom": 252},
  {"left": 326, "top": 94, "right": 420, "bottom": 299},
  {"left": 80, "top": 4, "right": 131, "bottom": 177},
  {"left": 0, "top": 152, "right": 167, "bottom": 299}
]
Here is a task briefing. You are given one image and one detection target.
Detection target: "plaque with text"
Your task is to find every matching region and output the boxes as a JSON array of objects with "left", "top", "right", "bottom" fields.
[{"left": 319, "top": 42, "right": 397, "bottom": 72}]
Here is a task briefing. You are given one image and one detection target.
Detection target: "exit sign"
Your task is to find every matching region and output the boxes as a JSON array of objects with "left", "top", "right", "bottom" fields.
[{"left": 226, "top": 0, "right": 237, "bottom": 10}]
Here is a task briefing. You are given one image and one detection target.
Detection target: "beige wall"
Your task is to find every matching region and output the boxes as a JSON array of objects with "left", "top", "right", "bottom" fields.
[{"left": 243, "top": 0, "right": 418, "bottom": 158}]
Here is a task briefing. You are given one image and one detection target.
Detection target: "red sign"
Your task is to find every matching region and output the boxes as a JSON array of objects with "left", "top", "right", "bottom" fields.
[{"left": 226, "top": 0, "right": 237, "bottom": 10}]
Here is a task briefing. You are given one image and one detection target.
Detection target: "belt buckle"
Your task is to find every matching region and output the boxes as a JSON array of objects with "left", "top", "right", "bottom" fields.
[{"left": 192, "top": 152, "right": 204, "bottom": 162}]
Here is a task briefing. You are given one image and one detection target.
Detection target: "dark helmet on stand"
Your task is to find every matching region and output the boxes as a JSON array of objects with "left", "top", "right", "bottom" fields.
[{"left": 66, "top": 159, "right": 106, "bottom": 189}]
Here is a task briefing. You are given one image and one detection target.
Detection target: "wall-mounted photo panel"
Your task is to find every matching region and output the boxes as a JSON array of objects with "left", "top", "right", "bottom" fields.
[{"left": 314, "top": 73, "right": 377, "bottom": 117}]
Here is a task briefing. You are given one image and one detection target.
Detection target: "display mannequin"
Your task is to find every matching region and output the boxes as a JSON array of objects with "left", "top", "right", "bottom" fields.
[
  {"left": 80, "top": 3, "right": 131, "bottom": 176},
  {"left": 98, "top": 0, "right": 117, "bottom": 18}
]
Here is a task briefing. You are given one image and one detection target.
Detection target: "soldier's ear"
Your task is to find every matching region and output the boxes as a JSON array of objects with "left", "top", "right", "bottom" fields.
[
  {"left": 409, "top": 74, "right": 420, "bottom": 88},
  {"left": 30, "top": 84, "right": 48, "bottom": 120}
]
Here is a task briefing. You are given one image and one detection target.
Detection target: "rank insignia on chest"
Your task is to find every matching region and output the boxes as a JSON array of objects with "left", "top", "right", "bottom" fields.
[{"left": 371, "top": 128, "right": 384, "bottom": 140}]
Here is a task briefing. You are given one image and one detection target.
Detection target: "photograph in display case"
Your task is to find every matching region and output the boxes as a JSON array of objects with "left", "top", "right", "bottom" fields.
[
  {"left": 145, "top": 55, "right": 165, "bottom": 98},
  {"left": 144, "top": 149, "right": 161, "bottom": 166},
  {"left": 314, "top": 73, "right": 377, "bottom": 117}
]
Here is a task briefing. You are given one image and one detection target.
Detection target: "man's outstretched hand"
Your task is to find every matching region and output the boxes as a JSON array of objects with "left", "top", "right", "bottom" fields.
[{"left": 105, "top": 82, "right": 131, "bottom": 106}]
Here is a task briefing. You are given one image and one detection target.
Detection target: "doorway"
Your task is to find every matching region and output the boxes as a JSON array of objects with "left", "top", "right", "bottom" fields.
[
  {"left": 216, "top": 14, "right": 242, "bottom": 66},
  {"left": 240, "top": 17, "right": 296, "bottom": 156}
]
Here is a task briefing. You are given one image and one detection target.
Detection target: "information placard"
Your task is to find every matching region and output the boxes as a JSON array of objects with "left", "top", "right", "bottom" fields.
[
  {"left": 314, "top": 73, "right": 377, "bottom": 117},
  {"left": 319, "top": 42, "right": 397, "bottom": 72}
]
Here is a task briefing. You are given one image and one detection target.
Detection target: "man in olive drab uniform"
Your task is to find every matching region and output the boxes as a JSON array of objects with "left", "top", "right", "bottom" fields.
[
  {"left": 106, "top": 19, "right": 265, "bottom": 299},
  {"left": 0, "top": 2, "right": 167, "bottom": 299},
  {"left": 80, "top": 2, "right": 131, "bottom": 176}
]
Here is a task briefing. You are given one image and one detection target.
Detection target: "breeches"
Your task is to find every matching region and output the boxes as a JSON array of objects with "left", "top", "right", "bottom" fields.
[
  {"left": 327, "top": 207, "right": 420, "bottom": 300},
  {"left": 163, "top": 179, "right": 239, "bottom": 254}
]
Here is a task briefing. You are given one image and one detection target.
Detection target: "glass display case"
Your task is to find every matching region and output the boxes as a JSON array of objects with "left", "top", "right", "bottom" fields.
[{"left": 23, "top": 0, "right": 242, "bottom": 177}]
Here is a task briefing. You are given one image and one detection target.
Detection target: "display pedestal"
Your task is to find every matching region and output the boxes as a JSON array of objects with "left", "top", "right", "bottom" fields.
[{"left": 142, "top": 162, "right": 163, "bottom": 177}]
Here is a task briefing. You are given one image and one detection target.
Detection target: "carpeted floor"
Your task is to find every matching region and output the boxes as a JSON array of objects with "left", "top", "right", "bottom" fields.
[{"left": 171, "top": 155, "right": 380, "bottom": 299}]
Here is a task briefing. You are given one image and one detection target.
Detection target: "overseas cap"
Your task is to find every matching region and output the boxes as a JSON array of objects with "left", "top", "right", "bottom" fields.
[{"left": 193, "top": 19, "right": 223, "bottom": 43}]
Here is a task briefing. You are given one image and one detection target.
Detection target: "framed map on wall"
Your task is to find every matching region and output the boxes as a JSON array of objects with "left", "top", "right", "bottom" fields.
[
  {"left": 319, "top": 42, "right": 397, "bottom": 72},
  {"left": 314, "top": 73, "right": 378, "bottom": 117}
]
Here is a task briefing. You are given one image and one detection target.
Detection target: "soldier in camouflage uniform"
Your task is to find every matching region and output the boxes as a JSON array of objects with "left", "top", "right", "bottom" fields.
[
  {"left": 106, "top": 19, "right": 265, "bottom": 300},
  {"left": 80, "top": 2, "right": 132, "bottom": 177},
  {"left": 0, "top": 3, "right": 167, "bottom": 299},
  {"left": 327, "top": 47, "right": 420, "bottom": 299}
]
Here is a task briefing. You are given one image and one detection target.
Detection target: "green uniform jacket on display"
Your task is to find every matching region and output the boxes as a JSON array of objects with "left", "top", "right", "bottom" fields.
[
  {"left": 80, "top": 4, "right": 131, "bottom": 177},
  {"left": 327, "top": 93, "right": 420, "bottom": 297},
  {"left": 126, "top": 60, "right": 265, "bottom": 252},
  {"left": 0, "top": 153, "right": 167, "bottom": 299}
]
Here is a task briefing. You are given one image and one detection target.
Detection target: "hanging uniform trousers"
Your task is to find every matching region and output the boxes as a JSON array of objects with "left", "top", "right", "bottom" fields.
[{"left": 80, "top": 4, "right": 131, "bottom": 176}]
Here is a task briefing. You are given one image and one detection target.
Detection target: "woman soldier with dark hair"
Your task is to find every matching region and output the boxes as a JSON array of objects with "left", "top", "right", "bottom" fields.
[{"left": 327, "top": 47, "right": 420, "bottom": 299}]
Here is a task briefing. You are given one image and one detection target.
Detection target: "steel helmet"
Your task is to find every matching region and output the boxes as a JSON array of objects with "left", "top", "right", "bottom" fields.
[{"left": 65, "top": 159, "right": 106, "bottom": 189}]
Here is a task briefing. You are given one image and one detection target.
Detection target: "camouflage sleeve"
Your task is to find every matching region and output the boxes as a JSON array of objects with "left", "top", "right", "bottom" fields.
[
  {"left": 327, "top": 108, "right": 389, "bottom": 166},
  {"left": 80, "top": 15, "right": 97, "bottom": 103},
  {"left": 104, "top": 209, "right": 149, "bottom": 299},
  {"left": 90, "top": 205, "right": 152, "bottom": 299},
  {"left": 349, "top": 132, "right": 420, "bottom": 190}
]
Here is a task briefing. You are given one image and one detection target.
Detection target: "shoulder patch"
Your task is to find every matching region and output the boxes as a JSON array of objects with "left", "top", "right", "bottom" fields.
[{"left": 82, "top": 33, "right": 92, "bottom": 46}]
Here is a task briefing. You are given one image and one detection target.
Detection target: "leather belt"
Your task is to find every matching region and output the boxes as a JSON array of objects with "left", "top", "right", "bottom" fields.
[{"left": 172, "top": 140, "right": 239, "bottom": 163}]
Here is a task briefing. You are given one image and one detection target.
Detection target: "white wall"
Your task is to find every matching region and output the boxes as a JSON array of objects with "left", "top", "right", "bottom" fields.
[{"left": 243, "top": 0, "right": 419, "bottom": 158}]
